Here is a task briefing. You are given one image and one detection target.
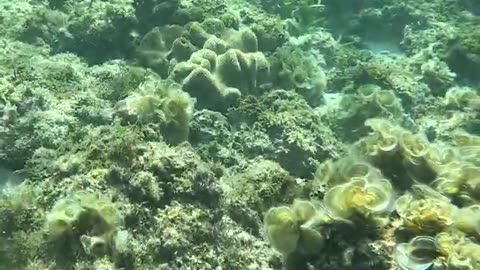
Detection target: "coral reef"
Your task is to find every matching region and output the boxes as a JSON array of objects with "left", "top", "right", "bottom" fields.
[
  {"left": 265, "top": 118, "right": 480, "bottom": 269},
  {"left": 1, "top": 0, "right": 480, "bottom": 269},
  {"left": 136, "top": 18, "right": 271, "bottom": 111},
  {"left": 227, "top": 89, "right": 344, "bottom": 178}
]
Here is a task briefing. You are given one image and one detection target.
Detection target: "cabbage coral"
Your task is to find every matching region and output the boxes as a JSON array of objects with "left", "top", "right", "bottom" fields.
[
  {"left": 454, "top": 205, "right": 480, "bottom": 239},
  {"left": 351, "top": 118, "right": 437, "bottom": 190},
  {"left": 263, "top": 200, "right": 326, "bottom": 257},
  {"left": 436, "top": 232, "right": 480, "bottom": 270},
  {"left": 314, "top": 157, "right": 382, "bottom": 189},
  {"left": 113, "top": 79, "right": 194, "bottom": 144},
  {"left": 395, "top": 192, "right": 457, "bottom": 234},
  {"left": 394, "top": 236, "right": 439, "bottom": 270},
  {"left": 323, "top": 177, "right": 394, "bottom": 225}
]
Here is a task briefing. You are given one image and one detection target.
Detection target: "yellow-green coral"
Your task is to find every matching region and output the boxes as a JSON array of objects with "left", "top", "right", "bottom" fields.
[
  {"left": 263, "top": 199, "right": 326, "bottom": 257},
  {"left": 45, "top": 191, "right": 122, "bottom": 238},
  {"left": 453, "top": 205, "right": 480, "bottom": 239},
  {"left": 113, "top": 79, "right": 194, "bottom": 144},
  {"left": 314, "top": 157, "right": 382, "bottom": 189},
  {"left": 323, "top": 177, "right": 394, "bottom": 225},
  {"left": 435, "top": 232, "right": 480, "bottom": 270},
  {"left": 394, "top": 236, "right": 439, "bottom": 270},
  {"left": 426, "top": 131, "right": 480, "bottom": 204},
  {"left": 395, "top": 190, "right": 457, "bottom": 234},
  {"left": 337, "top": 85, "right": 404, "bottom": 138},
  {"left": 270, "top": 120, "right": 480, "bottom": 268}
]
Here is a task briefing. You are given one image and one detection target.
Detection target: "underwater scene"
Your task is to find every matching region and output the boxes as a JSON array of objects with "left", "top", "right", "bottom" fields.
[{"left": 0, "top": 0, "right": 480, "bottom": 269}]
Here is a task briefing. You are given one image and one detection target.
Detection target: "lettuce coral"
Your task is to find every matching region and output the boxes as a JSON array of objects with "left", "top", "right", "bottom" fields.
[
  {"left": 113, "top": 79, "right": 194, "bottom": 144},
  {"left": 263, "top": 199, "right": 326, "bottom": 257},
  {"left": 395, "top": 190, "right": 457, "bottom": 234},
  {"left": 45, "top": 191, "right": 124, "bottom": 259},
  {"left": 394, "top": 236, "right": 439, "bottom": 270},
  {"left": 323, "top": 177, "right": 394, "bottom": 225},
  {"left": 351, "top": 118, "right": 436, "bottom": 190},
  {"left": 453, "top": 205, "right": 480, "bottom": 239}
]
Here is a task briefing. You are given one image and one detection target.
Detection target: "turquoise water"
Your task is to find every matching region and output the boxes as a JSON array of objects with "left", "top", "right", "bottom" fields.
[{"left": 0, "top": 0, "right": 479, "bottom": 269}]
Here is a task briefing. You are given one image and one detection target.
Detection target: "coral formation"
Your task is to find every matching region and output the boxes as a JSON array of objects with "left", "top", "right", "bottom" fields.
[
  {"left": 394, "top": 236, "right": 439, "bottom": 270},
  {"left": 269, "top": 40, "right": 328, "bottom": 106},
  {"left": 395, "top": 189, "right": 457, "bottom": 234},
  {"left": 45, "top": 191, "right": 125, "bottom": 259},
  {"left": 113, "top": 79, "right": 194, "bottom": 144},
  {"left": 263, "top": 199, "right": 326, "bottom": 256},
  {"left": 264, "top": 117, "right": 480, "bottom": 268},
  {"left": 136, "top": 18, "right": 272, "bottom": 111},
  {"left": 323, "top": 176, "right": 394, "bottom": 225}
]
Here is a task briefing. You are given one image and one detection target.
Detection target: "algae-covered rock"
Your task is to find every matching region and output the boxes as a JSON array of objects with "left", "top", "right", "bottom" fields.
[
  {"left": 444, "top": 26, "right": 480, "bottom": 84},
  {"left": 222, "top": 160, "right": 298, "bottom": 230},
  {"left": 21, "top": 1, "right": 138, "bottom": 64},
  {"left": 228, "top": 89, "right": 343, "bottom": 178}
]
